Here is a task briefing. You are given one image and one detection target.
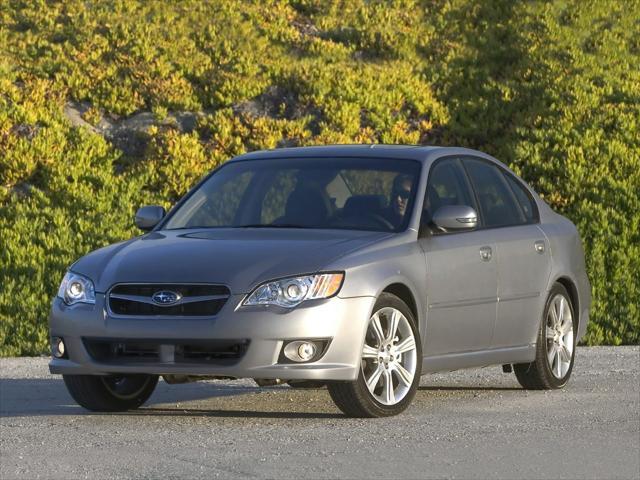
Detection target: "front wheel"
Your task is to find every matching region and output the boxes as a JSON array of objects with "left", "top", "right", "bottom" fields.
[
  {"left": 63, "top": 374, "right": 159, "bottom": 412},
  {"left": 513, "top": 283, "right": 577, "bottom": 390},
  {"left": 328, "top": 292, "right": 422, "bottom": 417}
]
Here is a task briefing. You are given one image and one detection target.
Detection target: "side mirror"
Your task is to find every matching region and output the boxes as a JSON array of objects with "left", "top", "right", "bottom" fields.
[
  {"left": 135, "top": 205, "right": 166, "bottom": 231},
  {"left": 432, "top": 205, "right": 478, "bottom": 231}
]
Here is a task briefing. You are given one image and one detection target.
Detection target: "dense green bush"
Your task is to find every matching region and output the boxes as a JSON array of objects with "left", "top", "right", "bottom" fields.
[{"left": 0, "top": 0, "right": 638, "bottom": 355}]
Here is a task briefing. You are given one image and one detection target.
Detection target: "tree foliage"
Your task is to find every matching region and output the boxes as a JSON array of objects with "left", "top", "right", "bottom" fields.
[{"left": 1, "top": 0, "right": 638, "bottom": 354}]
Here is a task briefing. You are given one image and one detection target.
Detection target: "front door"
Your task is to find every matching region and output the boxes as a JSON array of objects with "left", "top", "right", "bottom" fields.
[{"left": 418, "top": 158, "right": 498, "bottom": 356}]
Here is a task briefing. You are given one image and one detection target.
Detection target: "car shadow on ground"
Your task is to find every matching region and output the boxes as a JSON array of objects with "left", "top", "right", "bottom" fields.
[
  {"left": 0, "top": 377, "right": 344, "bottom": 419},
  {"left": 418, "top": 385, "right": 522, "bottom": 391},
  {"left": 1, "top": 377, "right": 523, "bottom": 419},
  {"left": 122, "top": 407, "right": 343, "bottom": 419},
  {"left": 0, "top": 377, "right": 255, "bottom": 416}
]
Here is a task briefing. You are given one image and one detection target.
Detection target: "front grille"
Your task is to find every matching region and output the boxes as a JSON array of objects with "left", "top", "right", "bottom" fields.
[
  {"left": 83, "top": 338, "right": 250, "bottom": 365},
  {"left": 108, "top": 284, "right": 230, "bottom": 316}
]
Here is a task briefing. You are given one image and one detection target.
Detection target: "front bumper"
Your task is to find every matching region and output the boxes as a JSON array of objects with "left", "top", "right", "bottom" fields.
[{"left": 48, "top": 294, "right": 375, "bottom": 381}]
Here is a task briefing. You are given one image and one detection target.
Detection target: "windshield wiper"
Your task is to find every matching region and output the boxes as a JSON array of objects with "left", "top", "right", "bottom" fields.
[
  {"left": 164, "top": 226, "right": 215, "bottom": 231},
  {"left": 165, "top": 224, "right": 316, "bottom": 230},
  {"left": 233, "top": 224, "right": 314, "bottom": 229}
]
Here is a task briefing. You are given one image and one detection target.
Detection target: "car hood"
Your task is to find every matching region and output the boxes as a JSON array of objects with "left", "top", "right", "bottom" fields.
[{"left": 72, "top": 228, "right": 392, "bottom": 294}]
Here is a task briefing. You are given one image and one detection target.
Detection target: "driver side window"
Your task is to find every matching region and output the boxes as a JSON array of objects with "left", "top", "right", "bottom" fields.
[{"left": 422, "top": 158, "right": 476, "bottom": 227}]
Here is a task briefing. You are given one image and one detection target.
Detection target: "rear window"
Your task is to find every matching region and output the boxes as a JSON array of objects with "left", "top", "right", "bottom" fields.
[
  {"left": 463, "top": 158, "right": 526, "bottom": 228},
  {"left": 504, "top": 173, "right": 538, "bottom": 223}
]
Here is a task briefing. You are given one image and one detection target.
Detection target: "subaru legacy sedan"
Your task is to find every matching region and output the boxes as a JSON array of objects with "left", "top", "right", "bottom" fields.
[{"left": 49, "top": 145, "right": 590, "bottom": 417}]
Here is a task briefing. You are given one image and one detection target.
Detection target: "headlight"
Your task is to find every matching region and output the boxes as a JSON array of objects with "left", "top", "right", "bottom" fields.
[
  {"left": 242, "top": 273, "right": 344, "bottom": 308},
  {"left": 57, "top": 272, "right": 96, "bottom": 306}
]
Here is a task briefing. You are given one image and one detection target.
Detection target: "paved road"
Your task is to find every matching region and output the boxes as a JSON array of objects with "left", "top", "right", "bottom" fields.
[{"left": 1, "top": 347, "right": 638, "bottom": 479}]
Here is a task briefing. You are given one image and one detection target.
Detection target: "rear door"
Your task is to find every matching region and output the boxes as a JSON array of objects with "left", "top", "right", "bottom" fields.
[
  {"left": 418, "top": 158, "right": 498, "bottom": 356},
  {"left": 462, "top": 157, "right": 552, "bottom": 348}
]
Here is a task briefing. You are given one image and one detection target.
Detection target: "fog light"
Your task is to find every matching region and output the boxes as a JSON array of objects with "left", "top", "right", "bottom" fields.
[
  {"left": 52, "top": 337, "right": 66, "bottom": 359},
  {"left": 283, "top": 340, "right": 320, "bottom": 363},
  {"left": 297, "top": 342, "right": 317, "bottom": 361}
]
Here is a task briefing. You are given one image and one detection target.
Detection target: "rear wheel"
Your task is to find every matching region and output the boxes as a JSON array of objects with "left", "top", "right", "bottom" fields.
[
  {"left": 514, "top": 284, "right": 576, "bottom": 389},
  {"left": 63, "top": 374, "right": 159, "bottom": 412},
  {"left": 328, "top": 293, "right": 422, "bottom": 417}
]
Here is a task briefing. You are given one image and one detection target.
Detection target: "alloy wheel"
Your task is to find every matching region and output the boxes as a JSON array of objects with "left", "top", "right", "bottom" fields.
[
  {"left": 361, "top": 307, "right": 418, "bottom": 405},
  {"left": 545, "top": 294, "right": 574, "bottom": 379},
  {"left": 100, "top": 375, "right": 153, "bottom": 400}
]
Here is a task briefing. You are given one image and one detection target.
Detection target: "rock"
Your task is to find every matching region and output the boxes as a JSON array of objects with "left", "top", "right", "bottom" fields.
[{"left": 63, "top": 101, "right": 202, "bottom": 157}]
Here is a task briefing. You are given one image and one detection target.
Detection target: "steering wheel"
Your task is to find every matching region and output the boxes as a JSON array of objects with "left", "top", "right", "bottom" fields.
[{"left": 361, "top": 213, "right": 395, "bottom": 231}]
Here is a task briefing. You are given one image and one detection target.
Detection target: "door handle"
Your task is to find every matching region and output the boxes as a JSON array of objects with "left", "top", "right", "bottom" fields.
[
  {"left": 479, "top": 246, "right": 492, "bottom": 262},
  {"left": 534, "top": 240, "right": 545, "bottom": 254}
]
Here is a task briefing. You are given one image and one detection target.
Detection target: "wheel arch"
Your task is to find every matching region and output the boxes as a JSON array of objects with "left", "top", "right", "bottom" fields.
[{"left": 382, "top": 283, "right": 419, "bottom": 325}]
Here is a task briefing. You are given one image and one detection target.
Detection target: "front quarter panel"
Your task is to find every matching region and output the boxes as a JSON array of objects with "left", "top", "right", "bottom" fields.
[
  {"left": 330, "top": 232, "right": 426, "bottom": 341},
  {"left": 69, "top": 238, "right": 137, "bottom": 289}
]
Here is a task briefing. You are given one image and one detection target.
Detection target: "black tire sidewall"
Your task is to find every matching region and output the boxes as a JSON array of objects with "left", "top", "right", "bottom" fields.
[{"left": 63, "top": 374, "right": 158, "bottom": 412}]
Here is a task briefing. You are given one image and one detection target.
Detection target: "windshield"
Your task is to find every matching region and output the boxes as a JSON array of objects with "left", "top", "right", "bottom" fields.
[{"left": 162, "top": 157, "right": 422, "bottom": 232}]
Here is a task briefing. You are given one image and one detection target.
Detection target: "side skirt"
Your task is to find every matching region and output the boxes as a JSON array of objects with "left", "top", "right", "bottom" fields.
[{"left": 421, "top": 344, "right": 536, "bottom": 374}]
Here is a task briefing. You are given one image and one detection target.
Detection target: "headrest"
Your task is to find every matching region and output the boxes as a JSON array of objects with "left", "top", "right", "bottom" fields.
[
  {"left": 284, "top": 186, "right": 332, "bottom": 225},
  {"left": 343, "top": 195, "right": 386, "bottom": 217}
]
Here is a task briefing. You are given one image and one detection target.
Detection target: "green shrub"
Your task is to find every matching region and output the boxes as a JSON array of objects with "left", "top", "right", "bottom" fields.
[
  {"left": 0, "top": 0, "right": 637, "bottom": 355},
  {"left": 421, "top": 0, "right": 640, "bottom": 345}
]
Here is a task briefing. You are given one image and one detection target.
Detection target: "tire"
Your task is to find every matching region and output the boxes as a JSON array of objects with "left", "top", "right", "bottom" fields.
[
  {"left": 287, "top": 380, "right": 326, "bottom": 389},
  {"left": 514, "top": 283, "right": 577, "bottom": 390},
  {"left": 328, "top": 292, "right": 422, "bottom": 417},
  {"left": 63, "top": 374, "right": 159, "bottom": 412}
]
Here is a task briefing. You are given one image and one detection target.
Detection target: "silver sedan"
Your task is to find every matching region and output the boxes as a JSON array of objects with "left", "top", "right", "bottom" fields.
[{"left": 49, "top": 145, "right": 590, "bottom": 417}]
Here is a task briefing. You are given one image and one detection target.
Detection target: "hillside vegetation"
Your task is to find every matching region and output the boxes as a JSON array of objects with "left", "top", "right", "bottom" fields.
[{"left": 1, "top": 0, "right": 638, "bottom": 355}]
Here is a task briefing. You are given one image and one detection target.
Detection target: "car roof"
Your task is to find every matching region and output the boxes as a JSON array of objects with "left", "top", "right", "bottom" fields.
[{"left": 229, "top": 145, "right": 494, "bottom": 163}]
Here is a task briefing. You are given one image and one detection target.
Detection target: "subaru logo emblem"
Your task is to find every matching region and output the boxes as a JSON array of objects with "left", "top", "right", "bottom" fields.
[{"left": 151, "top": 290, "right": 182, "bottom": 306}]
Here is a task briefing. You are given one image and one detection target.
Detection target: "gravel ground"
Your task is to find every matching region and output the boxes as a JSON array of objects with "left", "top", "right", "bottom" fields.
[{"left": 0, "top": 346, "right": 638, "bottom": 480}]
